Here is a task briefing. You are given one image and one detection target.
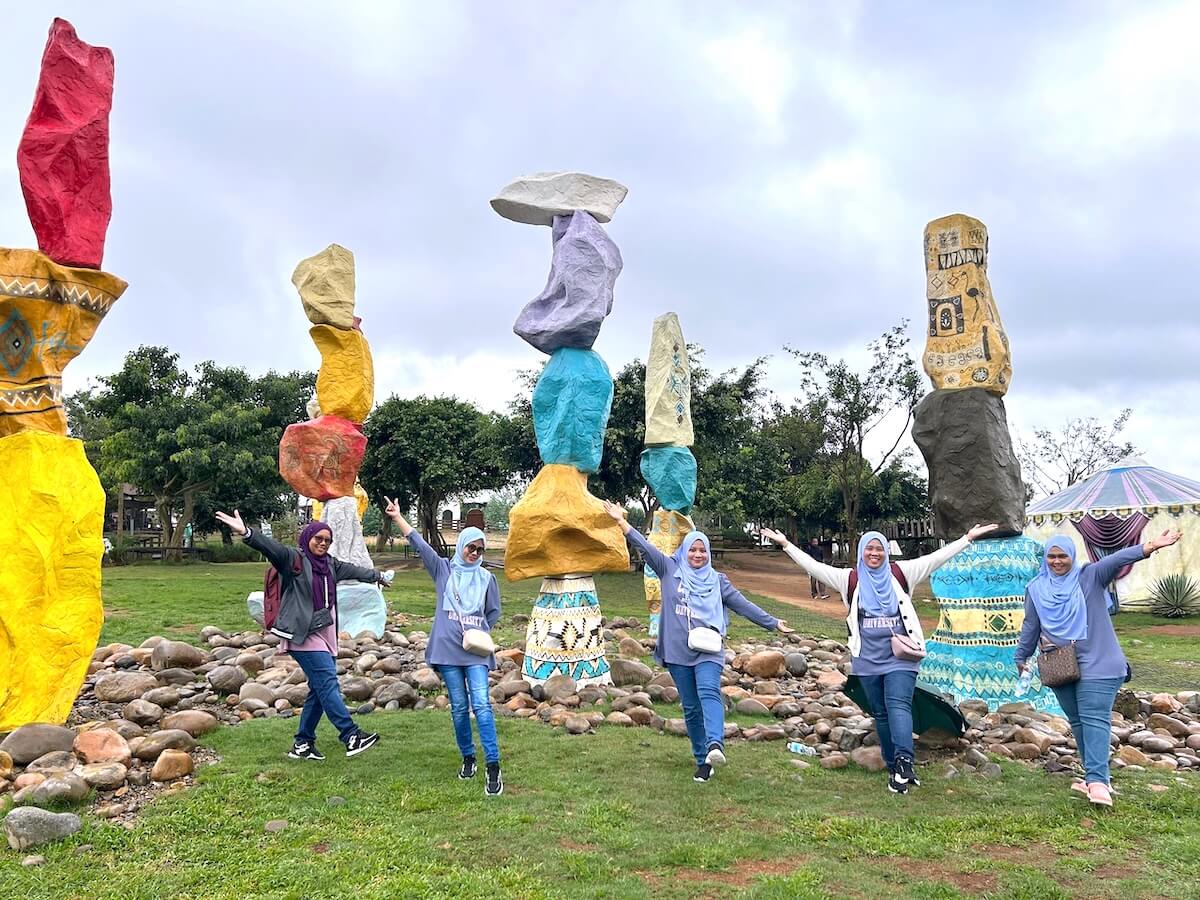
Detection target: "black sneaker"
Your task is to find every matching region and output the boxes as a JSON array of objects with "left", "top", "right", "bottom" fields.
[
  {"left": 894, "top": 756, "right": 920, "bottom": 787},
  {"left": 287, "top": 740, "right": 325, "bottom": 761},
  {"left": 704, "top": 743, "right": 726, "bottom": 767},
  {"left": 694, "top": 763, "right": 713, "bottom": 783},
  {"left": 459, "top": 756, "right": 477, "bottom": 779},
  {"left": 887, "top": 768, "right": 909, "bottom": 794},
  {"left": 485, "top": 762, "right": 503, "bottom": 796},
  {"left": 346, "top": 729, "right": 379, "bottom": 757}
]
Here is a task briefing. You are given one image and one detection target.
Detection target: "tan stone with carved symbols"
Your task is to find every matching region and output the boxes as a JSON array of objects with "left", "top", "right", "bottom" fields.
[{"left": 922, "top": 214, "right": 1012, "bottom": 395}]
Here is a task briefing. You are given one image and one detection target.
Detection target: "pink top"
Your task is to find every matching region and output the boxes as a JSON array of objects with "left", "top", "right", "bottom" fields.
[{"left": 280, "top": 623, "right": 338, "bottom": 656}]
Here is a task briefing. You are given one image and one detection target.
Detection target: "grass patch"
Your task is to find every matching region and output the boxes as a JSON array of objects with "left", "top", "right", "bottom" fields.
[{"left": 3, "top": 711, "right": 1198, "bottom": 898}]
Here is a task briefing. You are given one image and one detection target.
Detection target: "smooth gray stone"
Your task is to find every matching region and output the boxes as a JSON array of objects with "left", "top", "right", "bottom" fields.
[
  {"left": 514, "top": 211, "right": 622, "bottom": 354},
  {"left": 912, "top": 388, "right": 1025, "bottom": 538},
  {"left": 4, "top": 807, "right": 82, "bottom": 850},
  {"left": 491, "top": 171, "right": 627, "bottom": 226}
]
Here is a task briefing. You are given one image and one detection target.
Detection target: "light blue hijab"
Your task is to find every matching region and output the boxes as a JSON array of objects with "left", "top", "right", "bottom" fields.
[
  {"left": 1027, "top": 535, "right": 1088, "bottom": 642},
  {"left": 444, "top": 527, "right": 491, "bottom": 616},
  {"left": 856, "top": 531, "right": 898, "bottom": 617},
  {"left": 672, "top": 530, "right": 724, "bottom": 631}
]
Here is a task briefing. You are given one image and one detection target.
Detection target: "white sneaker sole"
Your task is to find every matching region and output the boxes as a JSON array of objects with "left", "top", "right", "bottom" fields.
[
  {"left": 486, "top": 783, "right": 503, "bottom": 796},
  {"left": 346, "top": 738, "right": 378, "bottom": 757},
  {"left": 705, "top": 748, "right": 727, "bottom": 767}
]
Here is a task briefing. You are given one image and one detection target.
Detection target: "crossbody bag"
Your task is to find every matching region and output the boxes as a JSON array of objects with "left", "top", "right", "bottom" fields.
[
  {"left": 449, "top": 581, "right": 496, "bottom": 657},
  {"left": 1036, "top": 635, "right": 1080, "bottom": 687},
  {"left": 685, "top": 601, "right": 723, "bottom": 654}
]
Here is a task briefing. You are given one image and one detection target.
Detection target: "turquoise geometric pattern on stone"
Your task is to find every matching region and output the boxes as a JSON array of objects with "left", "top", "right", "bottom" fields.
[
  {"left": 921, "top": 535, "right": 1061, "bottom": 715},
  {"left": 522, "top": 575, "right": 612, "bottom": 686}
]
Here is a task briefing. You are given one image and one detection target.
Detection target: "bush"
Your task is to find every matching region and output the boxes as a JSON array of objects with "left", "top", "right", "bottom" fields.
[
  {"left": 1150, "top": 573, "right": 1200, "bottom": 618},
  {"left": 207, "top": 542, "right": 265, "bottom": 564}
]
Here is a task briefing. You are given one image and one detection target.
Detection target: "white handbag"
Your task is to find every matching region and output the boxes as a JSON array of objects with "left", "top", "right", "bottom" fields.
[
  {"left": 449, "top": 583, "right": 496, "bottom": 657},
  {"left": 462, "top": 628, "right": 496, "bottom": 657},
  {"left": 685, "top": 603, "right": 724, "bottom": 654}
]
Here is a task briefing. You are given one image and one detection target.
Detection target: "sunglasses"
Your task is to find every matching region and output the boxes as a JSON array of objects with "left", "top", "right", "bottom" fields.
[
  {"left": 464, "top": 543, "right": 485, "bottom": 555},
  {"left": 310, "top": 535, "right": 332, "bottom": 546}
]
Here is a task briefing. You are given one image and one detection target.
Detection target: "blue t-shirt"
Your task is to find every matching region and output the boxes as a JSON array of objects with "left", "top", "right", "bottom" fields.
[{"left": 852, "top": 611, "right": 919, "bottom": 676}]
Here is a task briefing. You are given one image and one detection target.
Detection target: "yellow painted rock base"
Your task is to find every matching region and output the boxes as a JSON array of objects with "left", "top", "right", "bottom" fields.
[
  {"left": 505, "top": 464, "right": 630, "bottom": 581},
  {"left": 311, "top": 324, "right": 375, "bottom": 423},
  {"left": 0, "top": 248, "right": 127, "bottom": 437},
  {"left": 0, "top": 432, "right": 105, "bottom": 731},
  {"left": 922, "top": 214, "right": 1012, "bottom": 394}
]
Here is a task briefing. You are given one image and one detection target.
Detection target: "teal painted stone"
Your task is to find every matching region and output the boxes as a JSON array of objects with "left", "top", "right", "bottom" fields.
[
  {"left": 532, "top": 348, "right": 613, "bottom": 473},
  {"left": 640, "top": 446, "right": 696, "bottom": 512}
]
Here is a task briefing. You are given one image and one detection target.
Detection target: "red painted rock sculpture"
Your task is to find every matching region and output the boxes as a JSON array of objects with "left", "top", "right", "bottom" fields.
[
  {"left": 17, "top": 18, "right": 115, "bottom": 269},
  {"left": 278, "top": 415, "right": 367, "bottom": 501}
]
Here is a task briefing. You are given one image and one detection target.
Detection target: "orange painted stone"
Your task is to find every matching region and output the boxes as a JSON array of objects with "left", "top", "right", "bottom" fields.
[{"left": 278, "top": 415, "right": 366, "bottom": 501}]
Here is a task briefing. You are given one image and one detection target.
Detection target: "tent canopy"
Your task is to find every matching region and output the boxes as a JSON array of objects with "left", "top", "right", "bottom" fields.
[{"left": 1027, "top": 456, "right": 1200, "bottom": 518}]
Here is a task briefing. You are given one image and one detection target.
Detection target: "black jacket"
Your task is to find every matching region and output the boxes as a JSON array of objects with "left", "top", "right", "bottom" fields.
[{"left": 244, "top": 528, "right": 381, "bottom": 642}]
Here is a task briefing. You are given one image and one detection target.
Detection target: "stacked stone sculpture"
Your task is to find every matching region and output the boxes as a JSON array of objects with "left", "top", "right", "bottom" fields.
[
  {"left": 251, "top": 245, "right": 385, "bottom": 638},
  {"left": 494, "top": 172, "right": 631, "bottom": 686},
  {"left": 911, "top": 215, "right": 1057, "bottom": 713},
  {"left": 0, "top": 19, "right": 127, "bottom": 731},
  {"left": 640, "top": 313, "right": 698, "bottom": 636}
]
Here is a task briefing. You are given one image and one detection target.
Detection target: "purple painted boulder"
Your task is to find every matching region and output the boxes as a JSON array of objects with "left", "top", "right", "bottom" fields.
[{"left": 513, "top": 211, "right": 622, "bottom": 354}]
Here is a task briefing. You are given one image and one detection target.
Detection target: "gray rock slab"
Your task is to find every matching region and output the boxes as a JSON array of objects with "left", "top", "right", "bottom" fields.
[{"left": 491, "top": 171, "right": 627, "bottom": 226}]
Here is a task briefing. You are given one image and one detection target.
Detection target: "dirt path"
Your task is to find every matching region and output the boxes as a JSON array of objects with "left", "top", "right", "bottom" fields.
[{"left": 721, "top": 552, "right": 847, "bottom": 620}]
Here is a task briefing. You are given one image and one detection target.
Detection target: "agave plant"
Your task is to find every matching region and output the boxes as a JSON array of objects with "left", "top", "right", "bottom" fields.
[{"left": 1150, "top": 573, "right": 1200, "bottom": 619}]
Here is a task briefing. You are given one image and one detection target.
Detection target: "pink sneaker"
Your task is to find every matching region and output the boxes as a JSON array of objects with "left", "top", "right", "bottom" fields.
[
  {"left": 1087, "top": 782, "right": 1113, "bottom": 807},
  {"left": 1070, "top": 781, "right": 1088, "bottom": 797}
]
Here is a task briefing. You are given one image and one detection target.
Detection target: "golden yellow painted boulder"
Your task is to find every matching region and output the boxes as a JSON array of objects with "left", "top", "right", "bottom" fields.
[
  {"left": 354, "top": 481, "right": 369, "bottom": 519},
  {"left": 922, "top": 214, "right": 1012, "bottom": 394},
  {"left": 0, "top": 248, "right": 126, "bottom": 437},
  {"left": 0, "top": 431, "right": 105, "bottom": 731},
  {"left": 310, "top": 325, "right": 374, "bottom": 423},
  {"left": 292, "top": 243, "right": 356, "bottom": 330},
  {"left": 505, "top": 464, "right": 630, "bottom": 581}
]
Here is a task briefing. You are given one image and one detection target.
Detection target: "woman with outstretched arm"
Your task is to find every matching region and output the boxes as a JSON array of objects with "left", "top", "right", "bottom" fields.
[
  {"left": 604, "top": 501, "right": 793, "bottom": 784},
  {"left": 760, "top": 524, "right": 996, "bottom": 794}
]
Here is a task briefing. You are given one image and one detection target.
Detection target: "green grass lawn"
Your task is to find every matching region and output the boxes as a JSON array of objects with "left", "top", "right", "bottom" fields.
[{"left": 4, "top": 560, "right": 1191, "bottom": 897}]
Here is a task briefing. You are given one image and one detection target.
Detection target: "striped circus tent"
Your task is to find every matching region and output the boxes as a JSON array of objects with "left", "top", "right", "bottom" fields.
[{"left": 1026, "top": 457, "right": 1200, "bottom": 608}]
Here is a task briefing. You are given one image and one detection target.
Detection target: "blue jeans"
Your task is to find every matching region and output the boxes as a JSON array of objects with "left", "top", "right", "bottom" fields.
[
  {"left": 859, "top": 670, "right": 918, "bottom": 768},
  {"left": 436, "top": 664, "right": 500, "bottom": 764},
  {"left": 666, "top": 661, "right": 726, "bottom": 764},
  {"left": 1051, "top": 677, "right": 1123, "bottom": 785},
  {"left": 291, "top": 650, "right": 357, "bottom": 745}
]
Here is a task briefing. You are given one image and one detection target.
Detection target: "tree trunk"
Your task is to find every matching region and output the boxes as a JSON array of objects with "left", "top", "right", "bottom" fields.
[
  {"left": 116, "top": 488, "right": 125, "bottom": 540},
  {"left": 220, "top": 525, "right": 233, "bottom": 545},
  {"left": 375, "top": 517, "right": 393, "bottom": 553},
  {"left": 419, "top": 494, "right": 448, "bottom": 556}
]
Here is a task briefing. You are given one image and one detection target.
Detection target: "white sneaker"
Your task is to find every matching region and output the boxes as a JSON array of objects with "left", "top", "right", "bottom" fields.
[{"left": 705, "top": 743, "right": 726, "bottom": 766}]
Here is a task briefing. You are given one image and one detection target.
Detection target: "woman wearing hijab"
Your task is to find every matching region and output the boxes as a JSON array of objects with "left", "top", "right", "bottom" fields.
[
  {"left": 603, "top": 502, "right": 794, "bottom": 783},
  {"left": 761, "top": 524, "right": 997, "bottom": 794},
  {"left": 214, "top": 509, "right": 388, "bottom": 760},
  {"left": 384, "top": 499, "right": 504, "bottom": 797},
  {"left": 1015, "top": 529, "right": 1181, "bottom": 807}
]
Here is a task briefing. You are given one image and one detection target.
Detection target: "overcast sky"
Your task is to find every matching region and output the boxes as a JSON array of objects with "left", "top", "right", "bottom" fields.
[{"left": 3, "top": 2, "right": 1196, "bottom": 491}]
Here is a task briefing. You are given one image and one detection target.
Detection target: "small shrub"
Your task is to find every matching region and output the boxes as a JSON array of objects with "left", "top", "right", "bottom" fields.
[
  {"left": 1150, "top": 573, "right": 1200, "bottom": 618},
  {"left": 208, "top": 542, "right": 265, "bottom": 564}
]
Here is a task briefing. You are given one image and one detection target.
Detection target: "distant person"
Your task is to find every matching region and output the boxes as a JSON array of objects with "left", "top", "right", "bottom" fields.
[
  {"left": 1015, "top": 530, "right": 1182, "bottom": 808},
  {"left": 214, "top": 509, "right": 388, "bottom": 760},
  {"left": 604, "top": 501, "right": 794, "bottom": 783},
  {"left": 384, "top": 497, "right": 505, "bottom": 797},
  {"left": 807, "top": 538, "right": 828, "bottom": 599},
  {"left": 761, "top": 523, "right": 997, "bottom": 794}
]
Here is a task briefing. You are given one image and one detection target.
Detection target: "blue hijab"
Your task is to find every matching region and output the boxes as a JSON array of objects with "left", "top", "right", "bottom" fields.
[
  {"left": 444, "top": 527, "right": 491, "bottom": 616},
  {"left": 856, "top": 531, "right": 898, "bottom": 617},
  {"left": 1027, "top": 535, "right": 1088, "bottom": 642},
  {"left": 672, "top": 530, "right": 724, "bottom": 631}
]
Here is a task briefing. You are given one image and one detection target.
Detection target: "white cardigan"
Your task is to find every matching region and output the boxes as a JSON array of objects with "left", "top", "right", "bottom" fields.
[{"left": 781, "top": 537, "right": 970, "bottom": 657}]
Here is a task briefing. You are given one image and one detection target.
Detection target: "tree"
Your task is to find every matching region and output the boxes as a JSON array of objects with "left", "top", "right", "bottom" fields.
[
  {"left": 591, "top": 360, "right": 652, "bottom": 514},
  {"left": 360, "top": 395, "right": 507, "bottom": 555},
  {"left": 1018, "top": 409, "right": 1137, "bottom": 500},
  {"left": 788, "top": 321, "right": 923, "bottom": 549},
  {"left": 67, "top": 347, "right": 312, "bottom": 556}
]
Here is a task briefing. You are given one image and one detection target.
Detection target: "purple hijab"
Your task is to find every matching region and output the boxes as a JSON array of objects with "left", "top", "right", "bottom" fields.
[{"left": 299, "top": 521, "right": 336, "bottom": 611}]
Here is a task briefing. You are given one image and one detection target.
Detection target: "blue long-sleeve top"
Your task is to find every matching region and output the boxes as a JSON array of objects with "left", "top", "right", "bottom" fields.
[
  {"left": 1015, "top": 545, "right": 1144, "bottom": 680},
  {"left": 626, "top": 528, "right": 779, "bottom": 667},
  {"left": 406, "top": 529, "right": 502, "bottom": 669}
]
